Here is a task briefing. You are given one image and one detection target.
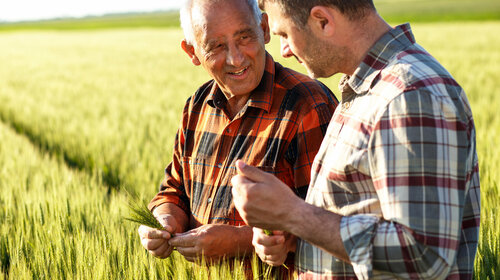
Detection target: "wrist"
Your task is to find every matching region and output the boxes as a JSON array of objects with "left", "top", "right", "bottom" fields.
[
  {"left": 282, "top": 197, "right": 309, "bottom": 236},
  {"left": 234, "top": 225, "right": 254, "bottom": 255}
]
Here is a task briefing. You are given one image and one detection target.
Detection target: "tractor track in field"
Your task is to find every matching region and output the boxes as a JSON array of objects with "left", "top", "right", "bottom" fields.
[{"left": 0, "top": 110, "right": 125, "bottom": 195}]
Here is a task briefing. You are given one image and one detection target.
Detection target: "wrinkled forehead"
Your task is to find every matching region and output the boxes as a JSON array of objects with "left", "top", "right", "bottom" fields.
[{"left": 191, "top": 0, "right": 259, "bottom": 43}]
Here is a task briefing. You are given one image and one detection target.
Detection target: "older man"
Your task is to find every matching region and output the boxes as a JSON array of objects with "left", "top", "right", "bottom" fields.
[
  {"left": 138, "top": 0, "right": 337, "bottom": 267},
  {"left": 232, "top": 0, "right": 481, "bottom": 279}
]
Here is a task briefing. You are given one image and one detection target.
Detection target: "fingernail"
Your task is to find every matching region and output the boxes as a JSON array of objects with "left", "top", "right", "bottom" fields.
[{"left": 236, "top": 160, "right": 246, "bottom": 169}]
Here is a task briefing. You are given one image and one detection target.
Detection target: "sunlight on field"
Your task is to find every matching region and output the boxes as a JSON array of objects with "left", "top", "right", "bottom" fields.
[
  {"left": 0, "top": 29, "right": 210, "bottom": 196},
  {"left": 0, "top": 21, "right": 499, "bottom": 279}
]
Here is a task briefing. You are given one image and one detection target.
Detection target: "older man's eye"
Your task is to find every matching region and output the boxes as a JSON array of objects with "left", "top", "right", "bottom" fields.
[
  {"left": 207, "top": 44, "right": 223, "bottom": 52},
  {"left": 239, "top": 35, "right": 253, "bottom": 44}
]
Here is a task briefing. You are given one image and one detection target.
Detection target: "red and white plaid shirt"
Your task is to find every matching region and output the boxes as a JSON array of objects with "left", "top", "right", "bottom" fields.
[{"left": 296, "top": 24, "right": 480, "bottom": 279}]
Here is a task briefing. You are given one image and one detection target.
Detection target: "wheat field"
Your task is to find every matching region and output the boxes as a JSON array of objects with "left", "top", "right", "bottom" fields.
[{"left": 0, "top": 18, "right": 499, "bottom": 280}]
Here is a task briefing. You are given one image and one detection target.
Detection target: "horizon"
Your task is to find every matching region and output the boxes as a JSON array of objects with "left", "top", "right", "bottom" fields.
[{"left": 0, "top": 0, "right": 183, "bottom": 23}]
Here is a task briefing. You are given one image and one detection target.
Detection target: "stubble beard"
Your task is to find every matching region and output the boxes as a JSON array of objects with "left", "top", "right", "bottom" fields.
[{"left": 302, "top": 33, "right": 349, "bottom": 79}]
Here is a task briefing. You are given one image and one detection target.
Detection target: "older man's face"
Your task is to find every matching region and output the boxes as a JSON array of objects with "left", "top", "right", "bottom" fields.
[{"left": 191, "top": 0, "right": 269, "bottom": 98}]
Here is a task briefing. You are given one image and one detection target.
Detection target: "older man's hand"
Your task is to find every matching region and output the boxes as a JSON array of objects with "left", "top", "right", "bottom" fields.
[
  {"left": 168, "top": 224, "right": 253, "bottom": 262},
  {"left": 138, "top": 214, "right": 178, "bottom": 259},
  {"left": 231, "top": 160, "right": 302, "bottom": 231}
]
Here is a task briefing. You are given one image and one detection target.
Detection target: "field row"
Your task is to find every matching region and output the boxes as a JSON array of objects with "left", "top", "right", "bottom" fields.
[
  {"left": 0, "top": 120, "right": 279, "bottom": 279},
  {"left": 0, "top": 121, "right": 166, "bottom": 279}
]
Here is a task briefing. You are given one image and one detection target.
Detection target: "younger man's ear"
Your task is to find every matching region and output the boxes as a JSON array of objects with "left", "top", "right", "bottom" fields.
[
  {"left": 181, "top": 39, "right": 201, "bottom": 66},
  {"left": 309, "top": 6, "right": 335, "bottom": 36}
]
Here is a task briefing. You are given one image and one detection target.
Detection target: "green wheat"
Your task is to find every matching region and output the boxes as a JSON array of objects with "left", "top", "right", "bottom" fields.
[
  {"left": 125, "top": 202, "right": 164, "bottom": 231},
  {"left": 0, "top": 19, "right": 498, "bottom": 279}
]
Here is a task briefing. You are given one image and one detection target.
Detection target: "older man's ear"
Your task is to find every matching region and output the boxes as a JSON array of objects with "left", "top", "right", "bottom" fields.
[
  {"left": 260, "top": 13, "right": 271, "bottom": 44},
  {"left": 181, "top": 39, "right": 201, "bottom": 66}
]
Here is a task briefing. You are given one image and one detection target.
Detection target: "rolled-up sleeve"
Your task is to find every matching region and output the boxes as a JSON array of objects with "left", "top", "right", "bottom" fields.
[
  {"left": 340, "top": 89, "right": 480, "bottom": 279},
  {"left": 148, "top": 99, "right": 191, "bottom": 213}
]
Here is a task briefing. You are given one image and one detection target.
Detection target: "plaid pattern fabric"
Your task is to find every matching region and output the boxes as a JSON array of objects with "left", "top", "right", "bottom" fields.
[
  {"left": 296, "top": 24, "right": 480, "bottom": 279},
  {"left": 149, "top": 53, "right": 338, "bottom": 228}
]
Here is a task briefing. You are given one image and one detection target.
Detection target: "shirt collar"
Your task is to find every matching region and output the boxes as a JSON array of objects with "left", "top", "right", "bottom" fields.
[
  {"left": 341, "top": 23, "right": 416, "bottom": 96},
  {"left": 207, "top": 52, "right": 275, "bottom": 113}
]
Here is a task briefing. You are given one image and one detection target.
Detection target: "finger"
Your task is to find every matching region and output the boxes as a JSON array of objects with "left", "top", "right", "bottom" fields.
[
  {"left": 253, "top": 227, "right": 286, "bottom": 238},
  {"left": 258, "top": 243, "right": 286, "bottom": 256},
  {"left": 141, "top": 237, "right": 166, "bottom": 251},
  {"left": 231, "top": 174, "right": 255, "bottom": 189},
  {"left": 266, "top": 257, "right": 286, "bottom": 267},
  {"left": 235, "top": 160, "right": 268, "bottom": 183},
  {"left": 259, "top": 252, "right": 284, "bottom": 267},
  {"left": 253, "top": 232, "right": 285, "bottom": 246},
  {"left": 258, "top": 250, "right": 287, "bottom": 266},
  {"left": 153, "top": 214, "right": 175, "bottom": 232},
  {"left": 150, "top": 241, "right": 173, "bottom": 259},
  {"left": 156, "top": 242, "right": 174, "bottom": 259},
  {"left": 176, "top": 246, "right": 198, "bottom": 258},
  {"left": 168, "top": 232, "right": 197, "bottom": 248},
  {"left": 183, "top": 255, "right": 197, "bottom": 263},
  {"left": 138, "top": 225, "right": 170, "bottom": 240}
]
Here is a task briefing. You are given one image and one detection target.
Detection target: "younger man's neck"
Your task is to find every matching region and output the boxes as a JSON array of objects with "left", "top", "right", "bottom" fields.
[{"left": 344, "top": 14, "right": 392, "bottom": 76}]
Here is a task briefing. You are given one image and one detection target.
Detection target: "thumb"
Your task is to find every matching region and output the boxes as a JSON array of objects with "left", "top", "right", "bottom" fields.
[
  {"left": 235, "top": 160, "right": 268, "bottom": 183},
  {"left": 156, "top": 214, "right": 175, "bottom": 234}
]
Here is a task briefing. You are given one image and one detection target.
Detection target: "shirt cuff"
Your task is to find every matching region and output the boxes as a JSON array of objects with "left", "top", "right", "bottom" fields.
[
  {"left": 340, "top": 214, "right": 379, "bottom": 280},
  {"left": 148, "top": 196, "right": 189, "bottom": 214}
]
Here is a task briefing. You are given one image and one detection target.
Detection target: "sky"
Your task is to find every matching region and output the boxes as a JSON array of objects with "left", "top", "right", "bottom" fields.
[{"left": 0, "top": 0, "right": 184, "bottom": 22}]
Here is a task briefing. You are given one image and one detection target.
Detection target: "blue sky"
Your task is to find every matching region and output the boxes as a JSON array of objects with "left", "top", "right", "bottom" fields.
[{"left": 0, "top": 0, "right": 183, "bottom": 22}]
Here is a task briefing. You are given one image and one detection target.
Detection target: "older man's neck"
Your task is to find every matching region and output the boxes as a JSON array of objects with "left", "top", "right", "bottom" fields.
[{"left": 225, "top": 93, "right": 251, "bottom": 120}]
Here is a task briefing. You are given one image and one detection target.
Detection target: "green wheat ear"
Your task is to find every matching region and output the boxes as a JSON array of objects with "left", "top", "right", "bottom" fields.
[{"left": 124, "top": 201, "right": 164, "bottom": 230}]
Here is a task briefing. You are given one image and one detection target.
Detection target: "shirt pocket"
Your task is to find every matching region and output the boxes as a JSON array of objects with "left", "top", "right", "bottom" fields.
[
  {"left": 181, "top": 155, "right": 216, "bottom": 216},
  {"left": 329, "top": 122, "right": 370, "bottom": 177}
]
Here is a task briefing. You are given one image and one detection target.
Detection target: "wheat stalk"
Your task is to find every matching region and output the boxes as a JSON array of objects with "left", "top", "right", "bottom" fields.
[{"left": 124, "top": 201, "right": 164, "bottom": 230}]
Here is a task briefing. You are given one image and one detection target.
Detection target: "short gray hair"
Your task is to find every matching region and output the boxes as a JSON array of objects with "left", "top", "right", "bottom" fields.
[{"left": 180, "top": 0, "right": 262, "bottom": 46}]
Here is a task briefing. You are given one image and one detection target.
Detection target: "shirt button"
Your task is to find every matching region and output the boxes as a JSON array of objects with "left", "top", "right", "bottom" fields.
[
  {"left": 207, "top": 198, "right": 212, "bottom": 203},
  {"left": 217, "top": 163, "right": 222, "bottom": 168}
]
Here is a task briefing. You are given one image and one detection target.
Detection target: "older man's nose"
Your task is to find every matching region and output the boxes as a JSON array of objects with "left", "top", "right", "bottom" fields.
[{"left": 226, "top": 44, "right": 245, "bottom": 67}]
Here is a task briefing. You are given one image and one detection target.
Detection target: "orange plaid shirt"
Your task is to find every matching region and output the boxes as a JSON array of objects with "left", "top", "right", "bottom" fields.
[{"left": 149, "top": 53, "right": 337, "bottom": 228}]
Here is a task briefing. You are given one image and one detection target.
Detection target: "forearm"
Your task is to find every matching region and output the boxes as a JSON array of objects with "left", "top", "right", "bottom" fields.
[
  {"left": 169, "top": 224, "right": 255, "bottom": 261},
  {"left": 286, "top": 202, "right": 454, "bottom": 278},
  {"left": 229, "top": 225, "right": 255, "bottom": 257},
  {"left": 152, "top": 203, "right": 189, "bottom": 233},
  {"left": 286, "top": 200, "right": 349, "bottom": 263}
]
